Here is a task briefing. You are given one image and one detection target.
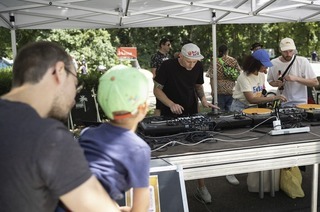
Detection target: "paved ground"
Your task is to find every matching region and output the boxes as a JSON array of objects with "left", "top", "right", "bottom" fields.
[{"left": 185, "top": 167, "right": 319, "bottom": 212}]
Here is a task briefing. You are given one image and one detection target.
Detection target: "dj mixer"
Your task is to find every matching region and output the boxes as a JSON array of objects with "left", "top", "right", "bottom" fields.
[
  {"left": 137, "top": 106, "right": 316, "bottom": 136},
  {"left": 138, "top": 115, "right": 216, "bottom": 136}
]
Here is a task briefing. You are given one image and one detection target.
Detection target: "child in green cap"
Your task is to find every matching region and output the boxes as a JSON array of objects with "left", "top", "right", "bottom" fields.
[{"left": 79, "top": 64, "right": 151, "bottom": 211}]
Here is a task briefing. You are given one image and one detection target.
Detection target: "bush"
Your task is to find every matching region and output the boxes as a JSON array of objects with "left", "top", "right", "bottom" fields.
[
  {"left": 0, "top": 68, "right": 13, "bottom": 95},
  {"left": 0, "top": 67, "right": 103, "bottom": 96},
  {"left": 78, "top": 71, "right": 103, "bottom": 91}
]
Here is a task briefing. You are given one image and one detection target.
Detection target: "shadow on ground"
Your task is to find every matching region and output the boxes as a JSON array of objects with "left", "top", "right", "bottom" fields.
[{"left": 185, "top": 165, "right": 319, "bottom": 212}]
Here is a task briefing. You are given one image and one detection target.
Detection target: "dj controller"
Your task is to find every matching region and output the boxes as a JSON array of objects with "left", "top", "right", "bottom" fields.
[{"left": 138, "top": 107, "right": 318, "bottom": 136}]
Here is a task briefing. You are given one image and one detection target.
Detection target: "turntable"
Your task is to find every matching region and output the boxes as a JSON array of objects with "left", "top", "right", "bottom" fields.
[
  {"left": 241, "top": 108, "right": 274, "bottom": 124},
  {"left": 242, "top": 108, "right": 272, "bottom": 117},
  {"left": 296, "top": 104, "right": 320, "bottom": 121}
]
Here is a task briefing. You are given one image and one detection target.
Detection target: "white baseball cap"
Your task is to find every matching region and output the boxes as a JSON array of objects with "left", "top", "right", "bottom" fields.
[
  {"left": 279, "top": 38, "right": 296, "bottom": 51},
  {"left": 180, "top": 43, "right": 204, "bottom": 60}
]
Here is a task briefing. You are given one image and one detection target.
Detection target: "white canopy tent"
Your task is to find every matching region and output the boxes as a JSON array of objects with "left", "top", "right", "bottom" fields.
[
  {"left": 1, "top": 0, "right": 320, "bottom": 29},
  {"left": 1, "top": 0, "right": 320, "bottom": 107}
]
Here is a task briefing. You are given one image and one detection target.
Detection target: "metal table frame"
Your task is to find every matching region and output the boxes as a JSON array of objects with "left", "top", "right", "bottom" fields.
[{"left": 151, "top": 130, "right": 320, "bottom": 212}]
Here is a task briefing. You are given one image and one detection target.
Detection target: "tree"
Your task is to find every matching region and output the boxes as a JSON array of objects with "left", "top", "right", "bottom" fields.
[
  {"left": 38, "top": 29, "right": 118, "bottom": 72},
  {"left": 0, "top": 27, "right": 13, "bottom": 58},
  {"left": 2, "top": 22, "right": 320, "bottom": 71}
]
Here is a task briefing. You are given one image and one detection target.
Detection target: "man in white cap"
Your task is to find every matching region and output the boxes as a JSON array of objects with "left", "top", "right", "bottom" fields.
[
  {"left": 154, "top": 43, "right": 219, "bottom": 116},
  {"left": 153, "top": 43, "right": 219, "bottom": 204},
  {"left": 267, "top": 37, "right": 318, "bottom": 107}
]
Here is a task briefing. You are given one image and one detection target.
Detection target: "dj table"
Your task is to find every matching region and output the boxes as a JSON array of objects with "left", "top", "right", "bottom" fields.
[{"left": 148, "top": 120, "right": 320, "bottom": 211}]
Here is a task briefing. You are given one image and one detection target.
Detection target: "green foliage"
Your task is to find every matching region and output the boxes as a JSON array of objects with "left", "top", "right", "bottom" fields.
[
  {"left": 0, "top": 67, "right": 104, "bottom": 96},
  {"left": 37, "top": 29, "right": 118, "bottom": 72},
  {"left": 0, "top": 68, "right": 13, "bottom": 95},
  {"left": 78, "top": 71, "right": 104, "bottom": 91},
  {"left": 0, "top": 27, "right": 13, "bottom": 58},
  {"left": 2, "top": 22, "right": 320, "bottom": 74}
]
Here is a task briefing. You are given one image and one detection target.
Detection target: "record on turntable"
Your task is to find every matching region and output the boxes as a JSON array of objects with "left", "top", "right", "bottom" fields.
[
  {"left": 296, "top": 104, "right": 320, "bottom": 110},
  {"left": 242, "top": 108, "right": 272, "bottom": 115},
  {"left": 296, "top": 104, "right": 320, "bottom": 114}
]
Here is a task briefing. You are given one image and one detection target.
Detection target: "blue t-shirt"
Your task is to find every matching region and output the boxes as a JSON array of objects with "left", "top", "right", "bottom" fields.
[{"left": 79, "top": 123, "right": 151, "bottom": 200}]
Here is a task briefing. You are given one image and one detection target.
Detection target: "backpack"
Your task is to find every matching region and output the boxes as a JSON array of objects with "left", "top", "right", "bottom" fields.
[{"left": 218, "top": 58, "right": 239, "bottom": 81}]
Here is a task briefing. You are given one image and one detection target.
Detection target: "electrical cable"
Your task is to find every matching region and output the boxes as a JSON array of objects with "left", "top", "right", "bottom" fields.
[{"left": 214, "top": 116, "right": 278, "bottom": 136}]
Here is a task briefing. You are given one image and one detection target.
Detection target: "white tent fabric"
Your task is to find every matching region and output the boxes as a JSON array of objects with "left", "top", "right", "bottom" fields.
[
  {"left": 1, "top": 0, "right": 320, "bottom": 108},
  {"left": 1, "top": 0, "right": 320, "bottom": 29}
]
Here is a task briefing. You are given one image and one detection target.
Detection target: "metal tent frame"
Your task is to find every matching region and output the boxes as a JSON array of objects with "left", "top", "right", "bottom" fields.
[{"left": 1, "top": 0, "right": 320, "bottom": 106}]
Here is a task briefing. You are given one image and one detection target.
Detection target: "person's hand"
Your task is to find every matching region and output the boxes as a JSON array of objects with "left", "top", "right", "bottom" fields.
[
  {"left": 202, "top": 101, "right": 220, "bottom": 110},
  {"left": 275, "top": 95, "right": 287, "bottom": 102},
  {"left": 273, "top": 79, "right": 285, "bottom": 88},
  {"left": 119, "top": 206, "right": 131, "bottom": 212},
  {"left": 169, "top": 103, "right": 184, "bottom": 114},
  {"left": 283, "top": 74, "right": 298, "bottom": 82}
]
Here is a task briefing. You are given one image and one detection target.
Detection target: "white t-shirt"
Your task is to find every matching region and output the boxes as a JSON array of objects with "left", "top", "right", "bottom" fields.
[
  {"left": 233, "top": 71, "right": 265, "bottom": 106},
  {"left": 267, "top": 56, "right": 316, "bottom": 107}
]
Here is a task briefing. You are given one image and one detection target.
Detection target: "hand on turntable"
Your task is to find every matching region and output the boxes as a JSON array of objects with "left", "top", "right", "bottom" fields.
[
  {"left": 274, "top": 95, "right": 287, "bottom": 102},
  {"left": 201, "top": 100, "right": 220, "bottom": 110},
  {"left": 169, "top": 103, "right": 184, "bottom": 114}
]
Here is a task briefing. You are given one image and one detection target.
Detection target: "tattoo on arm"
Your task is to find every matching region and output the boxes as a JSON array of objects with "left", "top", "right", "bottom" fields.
[
  {"left": 195, "top": 86, "right": 205, "bottom": 99},
  {"left": 154, "top": 81, "right": 164, "bottom": 89}
]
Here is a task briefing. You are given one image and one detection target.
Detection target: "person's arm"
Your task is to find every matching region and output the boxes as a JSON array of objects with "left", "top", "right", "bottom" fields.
[
  {"left": 235, "top": 62, "right": 242, "bottom": 72},
  {"left": 206, "top": 63, "right": 213, "bottom": 78},
  {"left": 268, "top": 79, "right": 284, "bottom": 88},
  {"left": 153, "top": 81, "right": 184, "bottom": 114},
  {"left": 266, "top": 66, "right": 283, "bottom": 88},
  {"left": 151, "top": 68, "right": 156, "bottom": 78},
  {"left": 194, "top": 84, "right": 219, "bottom": 109},
  {"left": 243, "top": 91, "right": 287, "bottom": 104},
  {"left": 60, "top": 175, "right": 120, "bottom": 212},
  {"left": 206, "top": 65, "right": 215, "bottom": 97},
  {"left": 284, "top": 75, "right": 319, "bottom": 87},
  {"left": 131, "top": 188, "right": 150, "bottom": 212}
]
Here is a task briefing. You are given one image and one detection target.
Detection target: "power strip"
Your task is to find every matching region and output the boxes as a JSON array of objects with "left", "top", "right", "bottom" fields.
[{"left": 269, "top": 126, "right": 310, "bottom": 136}]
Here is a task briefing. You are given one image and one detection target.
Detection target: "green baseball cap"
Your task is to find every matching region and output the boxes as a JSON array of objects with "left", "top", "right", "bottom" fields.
[{"left": 97, "top": 64, "right": 149, "bottom": 120}]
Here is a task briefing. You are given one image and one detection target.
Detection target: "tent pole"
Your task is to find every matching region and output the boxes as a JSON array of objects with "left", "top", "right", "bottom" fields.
[
  {"left": 211, "top": 11, "right": 218, "bottom": 113},
  {"left": 9, "top": 12, "right": 17, "bottom": 59},
  {"left": 10, "top": 29, "right": 17, "bottom": 59}
]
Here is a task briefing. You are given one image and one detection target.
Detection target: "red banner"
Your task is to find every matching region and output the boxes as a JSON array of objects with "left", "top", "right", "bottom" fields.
[{"left": 117, "top": 47, "right": 137, "bottom": 59}]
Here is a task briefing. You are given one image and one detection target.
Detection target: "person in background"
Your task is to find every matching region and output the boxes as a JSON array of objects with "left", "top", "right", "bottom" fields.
[
  {"left": 311, "top": 51, "right": 317, "bottom": 62},
  {"left": 150, "top": 37, "right": 171, "bottom": 78},
  {"left": 250, "top": 42, "right": 263, "bottom": 52},
  {"left": 267, "top": 38, "right": 318, "bottom": 107},
  {"left": 0, "top": 41, "right": 121, "bottom": 212},
  {"left": 227, "top": 49, "right": 287, "bottom": 185},
  {"left": 154, "top": 43, "right": 219, "bottom": 204},
  {"left": 78, "top": 54, "right": 88, "bottom": 75},
  {"left": 207, "top": 44, "right": 242, "bottom": 185},
  {"left": 150, "top": 37, "right": 172, "bottom": 116},
  {"left": 231, "top": 49, "right": 287, "bottom": 112},
  {"left": 71, "top": 54, "right": 78, "bottom": 70},
  {"left": 79, "top": 65, "right": 151, "bottom": 212},
  {"left": 207, "top": 44, "right": 241, "bottom": 113}
]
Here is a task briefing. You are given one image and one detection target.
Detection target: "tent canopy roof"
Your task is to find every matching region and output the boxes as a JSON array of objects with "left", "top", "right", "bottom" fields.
[{"left": 1, "top": 0, "right": 320, "bottom": 29}]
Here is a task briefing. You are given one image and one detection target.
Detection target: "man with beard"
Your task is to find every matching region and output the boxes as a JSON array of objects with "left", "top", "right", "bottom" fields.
[
  {"left": 0, "top": 41, "right": 122, "bottom": 212},
  {"left": 267, "top": 38, "right": 318, "bottom": 107},
  {"left": 153, "top": 43, "right": 219, "bottom": 204}
]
